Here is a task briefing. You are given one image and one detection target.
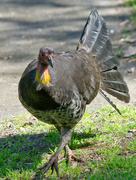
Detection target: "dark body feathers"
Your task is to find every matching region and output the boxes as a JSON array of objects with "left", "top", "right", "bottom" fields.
[{"left": 19, "top": 50, "right": 100, "bottom": 128}]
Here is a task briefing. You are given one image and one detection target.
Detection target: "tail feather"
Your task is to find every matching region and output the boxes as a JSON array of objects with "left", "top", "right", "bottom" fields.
[
  {"left": 90, "top": 20, "right": 108, "bottom": 55},
  {"left": 77, "top": 8, "right": 109, "bottom": 55},
  {"left": 101, "top": 80, "right": 129, "bottom": 93},
  {"left": 101, "top": 85, "right": 130, "bottom": 103},
  {"left": 77, "top": 8, "right": 130, "bottom": 104},
  {"left": 99, "top": 55, "right": 119, "bottom": 72},
  {"left": 96, "top": 39, "right": 112, "bottom": 63},
  {"left": 101, "top": 71, "right": 124, "bottom": 81}
]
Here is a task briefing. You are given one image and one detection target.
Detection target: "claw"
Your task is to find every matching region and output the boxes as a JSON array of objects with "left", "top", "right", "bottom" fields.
[
  {"left": 51, "top": 157, "right": 59, "bottom": 176},
  {"left": 65, "top": 145, "right": 85, "bottom": 165},
  {"left": 51, "top": 163, "right": 54, "bottom": 175},
  {"left": 54, "top": 159, "right": 59, "bottom": 176},
  {"left": 34, "top": 162, "right": 48, "bottom": 172},
  {"left": 34, "top": 128, "right": 73, "bottom": 177},
  {"left": 69, "top": 154, "right": 85, "bottom": 163},
  {"left": 35, "top": 156, "right": 59, "bottom": 178}
]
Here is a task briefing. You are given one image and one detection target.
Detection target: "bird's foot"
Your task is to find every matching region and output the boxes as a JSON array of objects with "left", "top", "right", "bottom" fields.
[
  {"left": 35, "top": 155, "right": 59, "bottom": 177},
  {"left": 65, "top": 145, "right": 85, "bottom": 165}
]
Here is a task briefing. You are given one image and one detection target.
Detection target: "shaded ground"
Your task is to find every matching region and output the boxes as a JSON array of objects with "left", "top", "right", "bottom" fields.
[{"left": 0, "top": 0, "right": 136, "bottom": 120}]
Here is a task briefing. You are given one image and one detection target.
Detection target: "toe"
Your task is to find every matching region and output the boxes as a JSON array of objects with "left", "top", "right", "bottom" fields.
[
  {"left": 35, "top": 162, "right": 48, "bottom": 171},
  {"left": 51, "top": 157, "right": 59, "bottom": 176},
  {"left": 35, "top": 156, "right": 59, "bottom": 177}
]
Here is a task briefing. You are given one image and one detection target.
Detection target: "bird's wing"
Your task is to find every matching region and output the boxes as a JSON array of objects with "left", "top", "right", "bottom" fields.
[{"left": 47, "top": 51, "right": 100, "bottom": 106}]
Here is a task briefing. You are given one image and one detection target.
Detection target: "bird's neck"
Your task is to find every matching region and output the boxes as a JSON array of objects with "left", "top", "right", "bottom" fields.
[{"left": 35, "top": 61, "right": 50, "bottom": 84}]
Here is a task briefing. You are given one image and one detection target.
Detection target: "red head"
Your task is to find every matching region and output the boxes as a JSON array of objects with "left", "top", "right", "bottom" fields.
[{"left": 38, "top": 46, "right": 54, "bottom": 67}]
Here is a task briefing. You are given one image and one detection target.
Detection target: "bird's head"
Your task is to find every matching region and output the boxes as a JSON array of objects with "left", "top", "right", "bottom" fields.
[
  {"left": 35, "top": 46, "right": 54, "bottom": 86},
  {"left": 38, "top": 46, "right": 54, "bottom": 68}
]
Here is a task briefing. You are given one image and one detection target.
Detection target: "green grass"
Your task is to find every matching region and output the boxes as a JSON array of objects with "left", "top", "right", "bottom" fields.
[
  {"left": 114, "top": 49, "right": 123, "bottom": 58},
  {"left": 0, "top": 105, "right": 136, "bottom": 179},
  {"left": 125, "top": 0, "right": 136, "bottom": 7},
  {"left": 125, "top": 0, "right": 136, "bottom": 23}
]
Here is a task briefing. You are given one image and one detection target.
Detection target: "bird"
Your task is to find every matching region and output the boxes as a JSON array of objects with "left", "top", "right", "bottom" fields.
[{"left": 18, "top": 9, "right": 130, "bottom": 177}]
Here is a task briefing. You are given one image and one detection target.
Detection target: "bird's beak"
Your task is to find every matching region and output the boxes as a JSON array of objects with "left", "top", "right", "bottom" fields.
[{"left": 47, "top": 55, "right": 53, "bottom": 68}]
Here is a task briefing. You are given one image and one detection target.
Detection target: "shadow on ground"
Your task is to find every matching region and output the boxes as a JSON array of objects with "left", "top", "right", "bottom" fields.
[{"left": 0, "top": 128, "right": 96, "bottom": 179}]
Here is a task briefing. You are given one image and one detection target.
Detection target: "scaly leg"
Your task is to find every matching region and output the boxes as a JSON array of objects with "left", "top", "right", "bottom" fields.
[
  {"left": 54, "top": 125, "right": 84, "bottom": 165},
  {"left": 35, "top": 127, "right": 73, "bottom": 177}
]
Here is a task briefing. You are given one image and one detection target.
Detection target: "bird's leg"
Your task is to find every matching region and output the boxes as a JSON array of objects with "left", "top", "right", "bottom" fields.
[
  {"left": 54, "top": 125, "right": 84, "bottom": 164},
  {"left": 35, "top": 127, "right": 73, "bottom": 177},
  {"left": 64, "top": 145, "right": 85, "bottom": 165}
]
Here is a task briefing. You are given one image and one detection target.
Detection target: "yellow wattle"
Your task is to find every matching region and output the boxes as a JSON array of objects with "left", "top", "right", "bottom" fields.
[
  {"left": 35, "top": 68, "right": 50, "bottom": 84},
  {"left": 42, "top": 68, "right": 50, "bottom": 84}
]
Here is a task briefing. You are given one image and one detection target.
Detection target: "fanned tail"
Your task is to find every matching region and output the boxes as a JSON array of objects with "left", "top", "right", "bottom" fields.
[{"left": 77, "top": 8, "right": 130, "bottom": 105}]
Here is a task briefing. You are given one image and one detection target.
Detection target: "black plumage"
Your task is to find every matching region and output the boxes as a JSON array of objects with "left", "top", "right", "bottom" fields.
[{"left": 18, "top": 9, "right": 130, "bottom": 176}]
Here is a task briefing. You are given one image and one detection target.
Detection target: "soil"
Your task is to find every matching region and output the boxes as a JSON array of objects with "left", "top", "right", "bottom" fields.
[{"left": 0, "top": 0, "right": 136, "bottom": 120}]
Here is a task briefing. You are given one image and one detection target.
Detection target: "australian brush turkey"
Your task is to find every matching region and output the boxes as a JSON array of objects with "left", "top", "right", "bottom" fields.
[{"left": 18, "top": 9, "right": 130, "bottom": 176}]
